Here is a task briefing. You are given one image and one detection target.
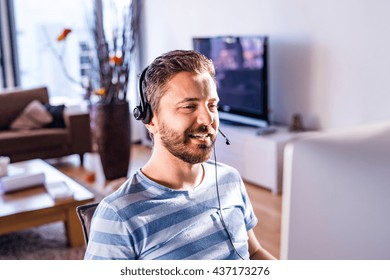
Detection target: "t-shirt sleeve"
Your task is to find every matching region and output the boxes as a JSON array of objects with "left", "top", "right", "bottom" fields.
[
  {"left": 84, "top": 200, "right": 136, "bottom": 260},
  {"left": 238, "top": 175, "right": 258, "bottom": 231}
]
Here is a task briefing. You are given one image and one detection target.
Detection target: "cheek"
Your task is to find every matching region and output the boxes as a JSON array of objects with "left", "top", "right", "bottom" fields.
[
  {"left": 162, "top": 113, "right": 194, "bottom": 129},
  {"left": 155, "top": 116, "right": 190, "bottom": 137},
  {"left": 176, "top": 121, "right": 195, "bottom": 136}
]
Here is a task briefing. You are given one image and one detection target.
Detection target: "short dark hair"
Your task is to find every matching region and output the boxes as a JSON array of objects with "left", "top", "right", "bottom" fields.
[{"left": 143, "top": 50, "right": 216, "bottom": 115}]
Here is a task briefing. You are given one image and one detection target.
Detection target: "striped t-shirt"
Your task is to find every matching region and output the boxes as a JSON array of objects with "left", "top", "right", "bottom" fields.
[{"left": 84, "top": 161, "right": 258, "bottom": 260}]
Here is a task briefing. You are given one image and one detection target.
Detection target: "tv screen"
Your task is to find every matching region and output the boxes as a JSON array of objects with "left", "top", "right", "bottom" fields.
[{"left": 193, "top": 35, "right": 269, "bottom": 127}]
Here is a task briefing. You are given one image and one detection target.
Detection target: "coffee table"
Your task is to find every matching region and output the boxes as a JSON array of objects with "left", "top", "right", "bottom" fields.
[{"left": 0, "top": 159, "right": 95, "bottom": 247}]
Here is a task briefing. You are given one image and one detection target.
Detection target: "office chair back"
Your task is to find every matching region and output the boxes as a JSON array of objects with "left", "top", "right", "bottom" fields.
[{"left": 76, "top": 202, "right": 99, "bottom": 245}]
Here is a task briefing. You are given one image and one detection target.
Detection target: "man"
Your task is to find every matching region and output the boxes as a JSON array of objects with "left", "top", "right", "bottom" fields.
[{"left": 85, "top": 50, "right": 276, "bottom": 260}]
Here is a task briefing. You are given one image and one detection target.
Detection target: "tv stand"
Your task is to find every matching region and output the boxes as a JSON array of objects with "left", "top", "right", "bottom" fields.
[
  {"left": 215, "top": 123, "right": 298, "bottom": 194},
  {"left": 256, "top": 126, "right": 277, "bottom": 135},
  {"left": 219, "top": 119, "right": 263, "bottom": 128}
]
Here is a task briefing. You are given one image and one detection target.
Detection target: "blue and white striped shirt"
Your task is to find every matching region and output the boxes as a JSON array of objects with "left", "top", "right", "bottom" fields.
[{"left": 84, "top": 161, "right": 257, "bottom": 260}]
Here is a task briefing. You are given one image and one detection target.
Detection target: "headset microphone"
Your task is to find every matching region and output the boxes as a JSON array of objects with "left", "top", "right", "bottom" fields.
[{"left": 218, "top": 129, "right": 230, "bottom": 145}]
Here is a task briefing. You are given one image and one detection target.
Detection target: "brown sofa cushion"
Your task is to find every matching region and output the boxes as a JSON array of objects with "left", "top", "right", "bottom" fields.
[
  {"left": 0, "top": 129, "right": 69, "bottom": 154},
  {"left": 10, "top": 100, "right": 53, "bottom": 130},
  {"left": 0, "top": 87, "right": 49, "bottom": 130}
]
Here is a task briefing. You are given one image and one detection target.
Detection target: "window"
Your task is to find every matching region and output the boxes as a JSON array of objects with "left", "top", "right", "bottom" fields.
[
  {"left": 13, "top": 0, "right": 92, "bottom": 99},
  {"left": 5, "top": 0, "right": 140, "bottom": 112},
  {"left": 0, "top": 0, "right": 19, "bottom": 88}
]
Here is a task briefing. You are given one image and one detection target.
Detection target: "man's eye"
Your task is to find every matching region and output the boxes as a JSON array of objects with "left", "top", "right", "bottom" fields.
[
  {"left": 183, "top": 104, "right": 196, "bottom": 110},
  {"left": 209, "top": 104, "right": 219, "bottom": 111}
]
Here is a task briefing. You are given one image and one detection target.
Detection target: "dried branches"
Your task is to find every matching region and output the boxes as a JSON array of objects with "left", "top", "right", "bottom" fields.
[{"left": 91, "top": 0, "right": 141, "bottom": 104}]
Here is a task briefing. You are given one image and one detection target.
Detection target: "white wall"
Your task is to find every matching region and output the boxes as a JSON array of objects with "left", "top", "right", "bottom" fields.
[{"left": 142, "top": 0, "right": 390, "bottom": 130}]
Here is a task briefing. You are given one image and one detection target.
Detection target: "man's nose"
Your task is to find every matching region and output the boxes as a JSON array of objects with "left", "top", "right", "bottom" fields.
[{"left": 197, "top": 106, "right": 214, "bottom": 126}]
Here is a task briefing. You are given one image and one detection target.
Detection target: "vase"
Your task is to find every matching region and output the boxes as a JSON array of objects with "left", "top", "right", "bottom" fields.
[{"left": 94, "top": 101, "right": 131, "bottom": 180}]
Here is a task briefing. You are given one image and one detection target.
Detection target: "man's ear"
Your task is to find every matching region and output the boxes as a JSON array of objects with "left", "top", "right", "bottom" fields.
[{"left": 145, "top": 116, "right": 158, "bottom": 135}]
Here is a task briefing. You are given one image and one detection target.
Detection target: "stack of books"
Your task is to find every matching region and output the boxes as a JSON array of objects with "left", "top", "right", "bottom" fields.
[
  {"left": 0, "top": 166, "right": 73, "bottom": 201},
  {"left": 0, "top": 168, "right": 45, "bottom": 194}
]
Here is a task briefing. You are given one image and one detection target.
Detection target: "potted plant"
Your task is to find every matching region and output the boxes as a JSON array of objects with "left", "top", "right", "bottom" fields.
[
  {"left": 49, "top": 0, "right": 141, "bottom": 180},
  {"left": 91, "top": 0, "right": 141, "bottom": 180}
]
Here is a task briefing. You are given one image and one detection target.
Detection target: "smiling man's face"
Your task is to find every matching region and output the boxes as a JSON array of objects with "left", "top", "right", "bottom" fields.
[{"left": 153, "top": 71, "right": 220, "bottom": 164}]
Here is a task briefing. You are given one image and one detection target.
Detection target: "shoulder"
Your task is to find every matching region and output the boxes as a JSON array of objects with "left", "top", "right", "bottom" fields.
[
  {"left": 204, "top": 159, "right": 239, "bottom": 172},
  {"left": 204, "top": 160, "right": 243, "bottom": 183},
  {"left": 94, "top": 172, "right": 147, "bottom": 219},
  {"left": 103, "top": 170, "right": 160, "bottom": 203},
  {"left": 95, "top": 170, "right": 170, "bottom": 220}
]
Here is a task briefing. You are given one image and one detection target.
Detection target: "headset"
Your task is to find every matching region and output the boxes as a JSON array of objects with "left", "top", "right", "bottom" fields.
[
  {"left": 133, "top": 66, "right": 153, "bottom": 124},
  {"left": 133, "top": 67, "right": 243, "bottom": 259}
]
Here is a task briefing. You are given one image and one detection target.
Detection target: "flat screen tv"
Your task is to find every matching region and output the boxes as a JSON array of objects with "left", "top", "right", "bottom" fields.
[{"left": 193, "top": 35, "right": 269, "bottom": 127}]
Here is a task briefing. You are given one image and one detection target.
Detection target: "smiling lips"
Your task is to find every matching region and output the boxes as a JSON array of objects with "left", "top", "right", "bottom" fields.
[{"left": 188, "top": 133, "right": 212, "bottom": 141}]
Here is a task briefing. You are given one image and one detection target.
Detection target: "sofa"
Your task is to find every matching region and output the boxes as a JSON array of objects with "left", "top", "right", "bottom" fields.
[
  {"left": 0, "top": 86, "right": 92, "bottom": 164},
  {"left": 280, "top": 121, "right": 390, "bottom": 259}
]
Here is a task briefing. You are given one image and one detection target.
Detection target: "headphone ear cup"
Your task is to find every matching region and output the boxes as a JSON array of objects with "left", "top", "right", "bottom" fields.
[
  {"left": 135, "top": 66, "right": 152, "bottom": 124},
  {"left": 142, "top": 103, "right": 152, "bottom": 124},
  {"left": 133, "top": 105, "right": 143, "bottom": 121}
]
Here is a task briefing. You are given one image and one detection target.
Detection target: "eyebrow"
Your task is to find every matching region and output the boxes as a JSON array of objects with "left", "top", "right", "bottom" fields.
[
  {"left": 177, "top": 98, "right": 199, "bottom": 105},
  {"left": 176, "top": 97, "right": 220, "bottom": 105}
]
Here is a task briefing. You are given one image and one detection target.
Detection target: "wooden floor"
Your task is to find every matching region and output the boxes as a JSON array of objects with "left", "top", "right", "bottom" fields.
[
  {"left": 52, "top": 143, "right": 282, "bottom": 259},
  {"left": 246, "top": 182, "right": 282, "bottom": 259}
]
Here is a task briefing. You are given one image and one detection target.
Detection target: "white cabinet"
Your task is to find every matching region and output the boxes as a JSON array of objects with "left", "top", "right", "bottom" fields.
[{"left": 215, "top": 124, "right": 297, "bottom": 194}]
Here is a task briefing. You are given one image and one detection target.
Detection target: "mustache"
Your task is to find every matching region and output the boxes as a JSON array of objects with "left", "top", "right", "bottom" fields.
[{"left": 186, "top": 125, "right": 216, "bottom": 135}]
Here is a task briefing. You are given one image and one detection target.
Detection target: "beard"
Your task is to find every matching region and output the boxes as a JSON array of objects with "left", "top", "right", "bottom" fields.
[{"left": 158, "top": 122, "right": 216, "bottom": 164}]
